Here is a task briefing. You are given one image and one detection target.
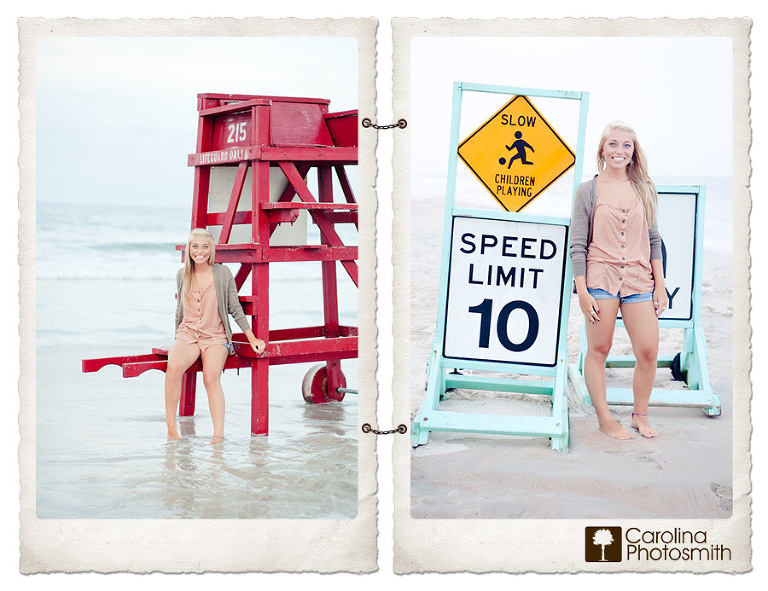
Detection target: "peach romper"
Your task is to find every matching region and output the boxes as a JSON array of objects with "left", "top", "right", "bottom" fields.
[
  {"left": 585, "top": 197, "right": 655, "bottom": 297},
  {"left": 175, "top": 282, "right": 228, "bottom": 352}
]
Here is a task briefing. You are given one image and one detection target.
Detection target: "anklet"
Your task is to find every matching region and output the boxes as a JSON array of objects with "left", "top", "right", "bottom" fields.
[
  {"left": 632, "top": 412, "right": 647, "bottom": 418},
  {"left": 211, "top": 435, "right": 225, "bottom": 440}
]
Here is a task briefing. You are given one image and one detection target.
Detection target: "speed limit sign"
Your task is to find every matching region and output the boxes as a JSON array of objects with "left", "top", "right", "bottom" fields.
[
  {"left": 443, "top": 214, "right": 569, "bottom": 367},
  {"left": 411, "top": 82, "right": 588, "bottom": 452}
]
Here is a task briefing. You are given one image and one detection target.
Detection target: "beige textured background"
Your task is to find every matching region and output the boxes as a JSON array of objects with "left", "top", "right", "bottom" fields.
[
  {"left": 392, "top": 17, "right": 752, "bottom": 574},
  {"left": 17, "top": 16, "right": 378, "bottom": 574}
]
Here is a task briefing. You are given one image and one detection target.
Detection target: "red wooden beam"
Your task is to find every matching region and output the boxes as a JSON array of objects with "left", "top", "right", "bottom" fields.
[
  {"left": 190, "top": 115, "right": 214, "bottom": 229},
  {"left": 265, "top": 326, "right": 326, "bottom": 341},
  {"left": 205, "top": 211, "right": 253, "bottom": 226},
  {"left": 318, "top": 165, "right": 345, "bottom": 400},
  {"left": 249, "top": 100, "right": 272, "bottom": 435},
  {"left": 218, "top": 160, "right": 249, "bottom": 244},
  {"left": 234, "top": 336, "right": 358, "bottom": 361},
  {"left": 234, "top": 263, "right": 251, "bottom": 291},
  {"left": 178, "top": 243, "right": 356, "bottom": 265},
  {"left": 274, "top": 163, "right": 311, "bottom": 205},
  {"left": 179, "top": 372, "right": 197, "bottom": 416},
  {"left": 121, "top": 354, "right": 254, "bottom": 378},
  {"left": 197, "top": 93, "right": 330, "bottom": 108},
  {"left": 206, "top": 249, "right": 261, "bottom": 263},
  {"left": 320, "top": 211, "right": 358, "bottom": 225},
  {"left": 263, "top": 246, "right": 357, "bottom": 264},
  {"left": 262, "top": 209, "right": 300, "bottom": 224},
  {"left": 84, "top": 329, "right": 357, "bottom": 379},
  {"left": 278, "top": 161, "right": 358, "bottom": 286},
  {"left": 198, "top": 98, "right": 272, "bottom": 117},
  {"left": 82, "top": 353, "right": 167, "bottom": 373},
  {"left": 336, "top": 325, "right": 358, "bottom": 337},
  {"left": 261, "top": 146, "right": 357, "bottom": 163},
  {"left": 261, "top": 202, "right": 357, "bottom": 211},
  {"left": 334, "top": 165, "right": 357, "bottom": 202},
  {"left": 188, "top": 146, "right": 356, "bottom": 167}
]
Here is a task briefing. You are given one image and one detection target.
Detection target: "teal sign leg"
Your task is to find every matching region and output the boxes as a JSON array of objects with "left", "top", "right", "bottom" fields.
[{"left": 412, "top": 346, "right": 571, "bottom": 452}]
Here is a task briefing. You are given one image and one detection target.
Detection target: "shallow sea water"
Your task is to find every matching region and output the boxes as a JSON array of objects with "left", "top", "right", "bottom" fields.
[{"left": 35, "top": 203, "right": 359, "bottom": 519}]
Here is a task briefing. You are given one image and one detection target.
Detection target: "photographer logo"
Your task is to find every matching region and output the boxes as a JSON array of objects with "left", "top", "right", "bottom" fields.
[{"left": 585, "top": 527, "right": 622, "bottom": 562}]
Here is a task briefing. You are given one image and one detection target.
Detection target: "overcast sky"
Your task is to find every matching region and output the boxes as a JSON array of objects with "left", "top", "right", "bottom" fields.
[
  {"left": 411, "top": 36, "right": 734, "bottom": 185},
  {"left": 35, "top": 36, "right": 358, "bottom": 207},
  {"left": 35, "top": 34, "right": 733, "bottom": 209}
]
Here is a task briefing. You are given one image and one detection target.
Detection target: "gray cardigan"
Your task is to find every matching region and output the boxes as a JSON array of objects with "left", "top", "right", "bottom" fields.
[
  {"left": 569, "top": 176, "right": 662, "bottom": 279},
  {"left": 175, "top": 263, "right": 252, "bottom": 351}
]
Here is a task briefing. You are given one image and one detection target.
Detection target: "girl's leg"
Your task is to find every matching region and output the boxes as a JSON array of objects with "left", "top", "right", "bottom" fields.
[
  {"left": 165, "top": 339, "right": 202, "bottom": 439},
  {"left": 201, "top": 344, "right": 229, "bottom": 444},
  {"left": 583, "top": 297, "right": 632, "bottom": 439},
  {"left": 620, "top": 300, "right": 660, "bottom": 438}
]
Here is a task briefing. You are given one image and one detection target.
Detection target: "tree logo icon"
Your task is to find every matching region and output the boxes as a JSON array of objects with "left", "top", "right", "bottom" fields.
[
  {"left": 592, "top": 529, "right": 615, "bottom": 561},
  {"left": 585, "top": 527, "right": 622, "bottom": 562}
]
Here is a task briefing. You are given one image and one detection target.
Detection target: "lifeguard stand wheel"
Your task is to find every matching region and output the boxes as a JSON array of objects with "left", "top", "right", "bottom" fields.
[{"left": 302, "top": 363, "right": 347, "bottom": 404}]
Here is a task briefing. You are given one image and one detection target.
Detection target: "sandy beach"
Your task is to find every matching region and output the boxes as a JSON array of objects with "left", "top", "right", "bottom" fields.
[{"left": 409, "top": 183, "right": 734, "bottom": 520}]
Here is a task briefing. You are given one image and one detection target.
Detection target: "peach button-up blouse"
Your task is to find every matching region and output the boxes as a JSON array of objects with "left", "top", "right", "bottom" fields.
[
  {"left": 175, "top": 282, "right": 227, "bottom": 348},
  {"left": 585, "top": 197, "right": 655, "bottom": 297}
]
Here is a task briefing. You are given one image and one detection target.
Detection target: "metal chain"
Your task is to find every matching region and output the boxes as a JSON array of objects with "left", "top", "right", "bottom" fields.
[
  {"left": 361, "top": 118, "right": 408, "bottom": 130},
  {"left": 362, "top": 423, "right": 408, "bottom": 435}
]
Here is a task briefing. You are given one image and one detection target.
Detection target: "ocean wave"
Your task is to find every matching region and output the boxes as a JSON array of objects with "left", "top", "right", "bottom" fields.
[
  {"left": 37, "top": 274, "right": 173, "bottom": 281},
  {"left": 35, "top": 273, "right": 332, "bottom": 283},
  {"left": 85, "top": 241, "right": 179, "bottom": 253}
]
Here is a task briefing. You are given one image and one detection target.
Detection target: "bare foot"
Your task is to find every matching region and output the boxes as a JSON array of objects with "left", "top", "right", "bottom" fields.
[
  {"left": 631, "top": 413, "right": 659, "bottom": 438},
  {"left": 597, "top": 414, "right": 633, "bottom": 440},
  {"left": 209, "top": 435, "right": 225, "bottom": 445},
  {"left": 167, "top": 431, "right": 181, "bottom": 440}
]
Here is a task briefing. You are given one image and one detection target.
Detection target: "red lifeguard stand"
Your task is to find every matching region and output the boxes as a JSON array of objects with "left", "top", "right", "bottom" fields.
[{"left": 83, "top": 93, "right": 359, "bottom": 435}]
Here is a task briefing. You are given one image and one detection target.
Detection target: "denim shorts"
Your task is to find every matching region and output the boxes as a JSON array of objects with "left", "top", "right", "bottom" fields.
[{"left": 588, "top": 288, "right": 653, "bottom": 304}]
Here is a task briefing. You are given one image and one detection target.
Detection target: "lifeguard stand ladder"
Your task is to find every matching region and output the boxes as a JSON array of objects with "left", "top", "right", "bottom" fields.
[
  {"left": 410, "top": 82, "right": 590, "bottom": 453},
  {"left": 568, "top": 185, "right": 721, "bottom": 417},
  {"left": 82, "top": 93, "right": 359, "bottom": 435}
]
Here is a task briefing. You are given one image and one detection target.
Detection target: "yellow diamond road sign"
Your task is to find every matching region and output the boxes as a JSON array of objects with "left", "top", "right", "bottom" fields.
[{"left": 458, "top": 95, "right": 575, "bottom": 212}]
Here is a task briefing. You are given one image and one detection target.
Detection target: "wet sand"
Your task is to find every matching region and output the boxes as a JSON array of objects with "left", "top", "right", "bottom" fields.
[{"left": 409, "top": 190, "right": 734, "bottom": 520}]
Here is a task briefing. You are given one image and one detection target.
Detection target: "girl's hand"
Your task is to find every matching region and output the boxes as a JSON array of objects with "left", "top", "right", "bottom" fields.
[
  {"left": 249, "top": 337, "right": 266, "bottom": 354},
  {"left": 653, "top": 286, "right": 668, "bottom": 318},
  {"left": 578, "top": 290, "right": 600, "bottom": 324}
]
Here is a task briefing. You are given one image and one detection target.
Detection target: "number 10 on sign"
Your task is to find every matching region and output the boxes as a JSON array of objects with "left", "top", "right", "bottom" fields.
[{"left": 443, "top": 214, "right": 568, "bottom": 367}]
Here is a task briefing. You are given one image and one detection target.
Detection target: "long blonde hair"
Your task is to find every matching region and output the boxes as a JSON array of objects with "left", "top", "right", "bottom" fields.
[
  {"left": 180, "top": 228, "right": 215, "bottom": 308},
  {"left": 596, "top": 121, "right": 658, "bottom": 225}
]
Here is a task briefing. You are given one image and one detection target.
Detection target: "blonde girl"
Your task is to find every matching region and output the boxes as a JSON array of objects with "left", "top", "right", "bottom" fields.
[
  {"left": 165, "top": 228, "right": 265, "bottom": 443},
  {"left": 569, "top": 122, "right": 667, "bottom": 440}
]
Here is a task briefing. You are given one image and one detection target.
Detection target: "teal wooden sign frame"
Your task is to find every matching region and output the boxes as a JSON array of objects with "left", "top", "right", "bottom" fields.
[
  {"left": 411, "top": 82, "right": 590, "bottom": 453},
  {"left": 568, "top": 185, "right": 721, "bottom": 416}
]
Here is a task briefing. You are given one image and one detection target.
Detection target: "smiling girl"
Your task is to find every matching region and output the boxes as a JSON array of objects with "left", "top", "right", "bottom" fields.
[
  {"left": 165, "top": 228, "right": 265, "bottom": 443},
  {"left": 569, "top": 122, "right": 667, "bottom": 440}
]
